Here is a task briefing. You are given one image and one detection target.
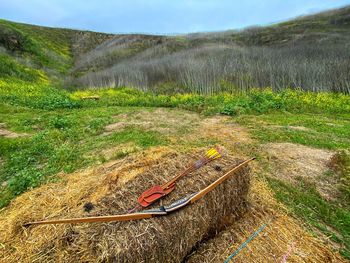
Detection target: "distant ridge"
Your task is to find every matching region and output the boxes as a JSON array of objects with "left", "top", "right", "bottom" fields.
[{"left": 0, "top": 5, "right": 349, "bottom": 93}]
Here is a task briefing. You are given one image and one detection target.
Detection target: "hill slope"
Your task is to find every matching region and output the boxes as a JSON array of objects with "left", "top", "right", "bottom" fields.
[
  {"left": 0, "top": 19, "right": 114, "bottom": 85},
  {"left": 69, "top": 5, "right": 350, "bottom": 93},
  {"left": 0, "top": 5, "right": 349, "bottom": 93}
]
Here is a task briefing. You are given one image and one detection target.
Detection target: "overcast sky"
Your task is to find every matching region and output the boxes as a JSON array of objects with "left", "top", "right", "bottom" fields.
[{"left": 0, "top": 0, "right": 349, "bottom": 34}]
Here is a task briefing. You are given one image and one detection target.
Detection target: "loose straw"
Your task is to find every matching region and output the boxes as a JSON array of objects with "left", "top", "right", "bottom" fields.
[
  {"left": 224, "top": 220, "right": 270, "bottom": 263},
  {"left": 280, "top": 241, "right": 296, "bottom": 263}
]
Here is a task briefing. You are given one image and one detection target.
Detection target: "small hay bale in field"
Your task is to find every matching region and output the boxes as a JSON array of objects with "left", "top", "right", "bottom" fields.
[{"left": 0, "top": 148, "right": 251, "bottom": 262}]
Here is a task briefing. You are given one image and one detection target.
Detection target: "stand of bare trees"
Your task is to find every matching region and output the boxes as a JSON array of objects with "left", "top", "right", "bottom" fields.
[{"left": 70, "top": 39, "right": 350, "bottom": 94}]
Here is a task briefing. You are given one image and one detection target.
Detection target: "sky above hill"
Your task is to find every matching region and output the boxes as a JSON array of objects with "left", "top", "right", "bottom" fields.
[{"left": 1, "top": 0, "right": 349, "bottom": 34}]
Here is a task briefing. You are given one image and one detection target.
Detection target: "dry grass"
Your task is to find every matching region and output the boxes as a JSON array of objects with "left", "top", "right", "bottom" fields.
[
  {"left": 186, "top": 177, "right": 345, "bottom": 263},
  {"left": 0, "top": 147, "right": 171, "bottom": 262},
  {"left": 105, "top": 108, "right": 202, "bottom": 137},
  {"left": 263, "top": 142, "right": 338, "bottom": 200},
  {"left": 0, "top": 146, "right": 251, "bottom": 262},
  {"left": 192, "top": 115, "right": 253, "bottom": 145}
]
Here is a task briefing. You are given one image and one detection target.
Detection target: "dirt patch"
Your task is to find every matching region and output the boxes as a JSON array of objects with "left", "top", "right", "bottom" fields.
[
  {"left": 270, "top": 125, "right": 312, "bottom": 132},
  {"left": 326, "top": 122, "right": 343, "bottom": 127},
  {"left": 104, "top": 122, "right": 126, "bottom": 132},
  {"left": 106, "top": 108, "right": 202, "bottom": 136},
  {"left": 263, "top": 143, "right": 337, "bottom": 200},
  {"left": 105, "top": 110, "right": 252, "bottom": 151},
  {"left": 288, "top": 125, "right": 312, "bottom": 131},
  {"left": 103, "top": 121, "right": 152, "bottom": 135},
  {"left": 0, "top": 123, "right": 28, "bottom": 138},
  {"left": 191, "top": 115, "right": 252, "bottom": 145}
]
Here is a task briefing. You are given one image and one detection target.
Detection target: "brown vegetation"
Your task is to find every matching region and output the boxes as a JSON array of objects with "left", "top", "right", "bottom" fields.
[
  {"left": 187, "top": 178, "right": 345, "bottom": 262},
  {"left": 263, "top": 143, "right": 338, "bottom": 200}
]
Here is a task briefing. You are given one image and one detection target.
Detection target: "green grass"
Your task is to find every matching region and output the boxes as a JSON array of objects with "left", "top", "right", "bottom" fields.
[
  {"left": 0, "top": 19, "right": 73, "bottom": 74},
  {"left": 0, "top": 53, "right": 45, "bottom": 82},
  {"left": 236, "top": 112, "right": 350, "bottom": 149},
  {"left": 0, "top": 80, "right": 81, "bottom": 110},
  {"left": 0, "top": 83, "right": 349, "bottom": 260},
  {"left": 331, "top": 151, "right": 350, "bottom": 207},
  {"left": 0, "top": 19, "right": 73, "bottom": 88},
  {"left": 72, "top": 87, "right": 350, "bottom": 115},
  {"left": 268, "top": 177, "right": 350, "bottom": 259},
  {"left": 0, "top": 104, "right": 166, "bottom": 208}
]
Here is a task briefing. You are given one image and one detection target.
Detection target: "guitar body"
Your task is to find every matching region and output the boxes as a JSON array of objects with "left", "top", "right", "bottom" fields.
[{"left": 137, "top": 185, "right": 175, "bottom": 207}]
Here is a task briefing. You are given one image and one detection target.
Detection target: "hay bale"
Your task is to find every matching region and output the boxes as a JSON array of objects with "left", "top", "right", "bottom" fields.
[{"left": 0, "top": 148, "right": 251, "bottom": 262}]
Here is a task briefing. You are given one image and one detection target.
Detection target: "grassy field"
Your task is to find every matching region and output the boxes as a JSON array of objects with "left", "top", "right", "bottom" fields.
[
  {"left": 0, "top": 102, "right": 166, "bottom": 207},
  {"left": 1, "top": 85, "right": 349, "bottom": 260},
  {"left": 1, "top": 87, "right": 349, "bottom": 196},
  {"left": 236, "top": 112, "right": 350, "bottom": 258}
]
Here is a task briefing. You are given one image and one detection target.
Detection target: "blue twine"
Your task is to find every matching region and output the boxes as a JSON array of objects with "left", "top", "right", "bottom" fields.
[{"left": 224, "top": 222, "right": 269, "bottom": 263}]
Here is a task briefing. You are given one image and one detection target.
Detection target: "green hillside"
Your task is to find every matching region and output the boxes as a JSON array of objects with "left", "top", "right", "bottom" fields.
[
  {"left": 231, "top": 6, "right": 350, "bottom": 46},
  {"left": 68, "top": 5, "right": 350, "bottom": 93},
  {"left": 1, "top": 5, "right": 350, "bottom": 93},
  {"left": 0, "top": 18, "right": 116, "bottom": 83},
  {"left": 0, "top": 19, "right": 115, "bottom": 109},
  {"left": 0, "top": 19, "right": 72, "bottom": 83}
]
